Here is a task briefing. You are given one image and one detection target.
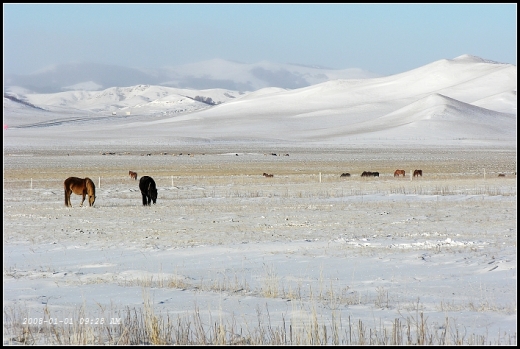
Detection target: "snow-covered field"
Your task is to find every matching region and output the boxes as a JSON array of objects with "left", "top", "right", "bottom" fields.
[{"left": 3, "top": 146, "right": 517, "bottom": 345}]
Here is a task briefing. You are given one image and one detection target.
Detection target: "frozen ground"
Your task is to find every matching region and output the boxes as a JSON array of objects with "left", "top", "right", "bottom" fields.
[{"left": 3, "top": 146, "right": 517, "bottom": 345}]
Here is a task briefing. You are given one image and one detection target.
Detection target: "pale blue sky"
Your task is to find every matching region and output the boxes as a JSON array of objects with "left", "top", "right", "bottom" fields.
[{"left": 3, "top": 4, "right": 517, "bottom": 76}]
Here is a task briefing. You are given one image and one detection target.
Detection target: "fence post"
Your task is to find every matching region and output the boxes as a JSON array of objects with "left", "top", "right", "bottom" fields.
[
  {"left": 31, "top": 178, "right": 33, "bottom": 189},
  {"left": 99, "top": 176, "right": 101, "bottom": 188},
  {"left": 483, "top": 168, "right": 486, "bottom": 179},
  {"left": 171, "top": 176, "right": 173, "bottom": 188},
  {"left": 410, "top": 170, "right": 413, "bottom": 181},
  {"left": 319, "top": 172, "right": 322, "bottom": 183}
]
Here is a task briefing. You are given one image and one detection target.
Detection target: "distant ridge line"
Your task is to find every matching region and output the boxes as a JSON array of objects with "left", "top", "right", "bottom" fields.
[{"left": 4, "top": 94, "right": 46, "bottom": 110}]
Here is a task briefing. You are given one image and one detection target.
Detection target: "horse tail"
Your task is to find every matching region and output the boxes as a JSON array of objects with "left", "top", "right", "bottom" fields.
[
  {"left": 64, "top": 181, "right": 68, "bottom": 206},
  {"left": 64, "top": 178, "right": 73, "bottom": 206}
]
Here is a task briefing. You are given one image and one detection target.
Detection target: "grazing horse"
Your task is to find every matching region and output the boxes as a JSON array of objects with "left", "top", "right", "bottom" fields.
[
  {"left": 498, "top": 173, "right": 506, "bottom": 177},
  {"left": 361, "top": 171, "right": 379, "bottom": 177},
  {"left": 394, "top": 169, "right": 406, "bottom": 177},
  {"left": 263, "top": 173, "right": 274, "bottom": 178},
  {"left": 139, "top": 176, "right": 157, "bottom": 206},
  {"left": 340, "top": 173, "right": 351, "bottom": 177},
  {"left": 413, "top": 170, "right": 423, "bottom": 177},
  {"left": 129, "top": 171, "right": 138, "bottom": 180},
  {"left": 64, "top": 177, "right": 96, "bottom": 207}
]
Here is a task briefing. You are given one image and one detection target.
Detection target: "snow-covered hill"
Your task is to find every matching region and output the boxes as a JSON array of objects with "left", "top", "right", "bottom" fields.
[
  {"left": 3, "top": 55, "right": 516, "bottom": 149},
  {"left": 3, "top": 85, "right": 248, "bottom": 126}
]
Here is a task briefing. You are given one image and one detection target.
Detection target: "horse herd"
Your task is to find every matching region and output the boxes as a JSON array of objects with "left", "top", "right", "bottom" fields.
[
  {"left": 63, "top": 167, "right": 510, "bottom": 208},
  {"left": 64, "top": 168, "right": 426, "bottom": 208},
  {"left": 63, "top": 171, "right": 157, "bottom": 208},
  {"left": 340, "top": 169, "right": 423, "bottom": 178}
]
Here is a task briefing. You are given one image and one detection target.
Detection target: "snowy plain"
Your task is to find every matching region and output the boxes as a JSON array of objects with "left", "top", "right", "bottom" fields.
[{"left": 3, "top": 54, "right": 517, "bottom": 345}]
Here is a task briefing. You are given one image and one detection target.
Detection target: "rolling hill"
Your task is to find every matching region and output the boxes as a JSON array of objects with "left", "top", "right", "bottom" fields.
[{"left": 3, "top": 54, "right": 516, "bottom": 149}]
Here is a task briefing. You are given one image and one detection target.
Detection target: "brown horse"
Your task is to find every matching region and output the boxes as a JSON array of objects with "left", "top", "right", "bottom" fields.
[
  {"left": 263, "top": 173, "right": 274, "bottom": 178},
  {"left": 340, "top": 173, "right": 351, "bottom": 177},
  {"left": 129, "top": 171, "right": 138, "bottom": 180},
  {"left": 413, "top": 170, "right": 423, "bottom": 177},
  {"left": 394, "top": 169, "right": 405, "bottom": 177},
  {"left": 64, "top": 177, "right": 96, "bottom": 207}
]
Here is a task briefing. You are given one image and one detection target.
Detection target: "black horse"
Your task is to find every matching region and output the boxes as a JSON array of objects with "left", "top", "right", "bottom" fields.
[
  {"left": 361, "top": 171, "right": 379, "bottom": 177},
  {"left": 139, "top": 176, "right": 157, "bottom": 206}
]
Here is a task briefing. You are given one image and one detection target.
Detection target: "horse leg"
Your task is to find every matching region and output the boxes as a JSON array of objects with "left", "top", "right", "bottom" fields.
[
  {"left": 142, "top": 193, "right": 147, "bottom": 206},
  {"left": 66, "top": 189, "right": 73, "bottom": 207},
  {"left": 80, "top": 192, "right": 86, "bottom": 207}
]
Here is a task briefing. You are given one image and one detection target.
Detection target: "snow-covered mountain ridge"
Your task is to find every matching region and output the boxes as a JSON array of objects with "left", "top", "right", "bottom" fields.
[{"left": 3, "top": 54, "right": 516, "bottom": 148}]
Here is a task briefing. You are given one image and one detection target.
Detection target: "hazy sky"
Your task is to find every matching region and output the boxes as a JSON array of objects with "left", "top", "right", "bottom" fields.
[{"left": 3, "top": 4, "right": 517, "bottom": 76}]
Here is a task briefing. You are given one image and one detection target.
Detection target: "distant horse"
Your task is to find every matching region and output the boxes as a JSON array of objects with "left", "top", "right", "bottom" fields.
[
  {"left": 340, "top": 173, "right": 351, "bottom": 177},
  {"left": 498, "top": 173, "right": 506, "bottom": 177},
  {"left": 394, "top": 169, "right": 405, "bottom": 177},
  {"left": 64, "top": 177, "right": 96, "bottom": 207},
  {"left": 413, "top": 170, "right": 423, "bottom": 177},
  {"left": 139, "top": 176, "right": 157, "bottom": 206},
  {"left": 129, "top": 171, "right": 138, "bottom": 180},
  {"left": 361, "top": 171, "right": 379, "bottom": 177},
  {"left": 263, "top": 173, "right": 274, "bottom": 178}
]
